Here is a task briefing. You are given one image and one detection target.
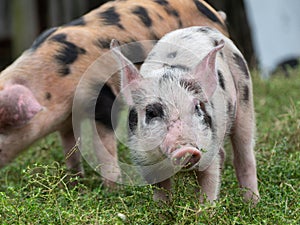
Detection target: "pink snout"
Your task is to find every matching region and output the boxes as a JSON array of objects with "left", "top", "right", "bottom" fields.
[
  {"left": 0, "top": 84, "right": 42, "bottom": 131},
  {"left": 171, "top": 147, "right": 201, "bottom": 168}
]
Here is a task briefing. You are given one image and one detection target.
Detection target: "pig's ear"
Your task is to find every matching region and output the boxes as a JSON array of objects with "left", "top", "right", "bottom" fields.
[
  {"left": 111, "top": 39, "right": 141, "bottom": 105},
  {"left": 191, "top": 39, "right": 225, "bottom": 100}
]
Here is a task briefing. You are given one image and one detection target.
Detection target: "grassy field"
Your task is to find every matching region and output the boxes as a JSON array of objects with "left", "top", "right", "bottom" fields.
[{"left": 0, "top": 69, "right": 299, "bottom": 224}]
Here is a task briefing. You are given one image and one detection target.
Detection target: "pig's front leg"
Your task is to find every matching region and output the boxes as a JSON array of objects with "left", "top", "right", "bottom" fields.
[
  {"left": 196, "top": 154, "right": 221, "bottom": 203},
  {"left": 153, "top": 178, "right": 172, "bottom": 202}
]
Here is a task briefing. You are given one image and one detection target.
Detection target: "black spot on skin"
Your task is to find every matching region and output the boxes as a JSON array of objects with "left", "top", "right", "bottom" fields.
[
  {"left": 163, "top": 63, "right": 190, "bottom": 72},
  {"left": 45, "top": 92, "right": 52, "bottom": 100},
  {"left": 128, "top": 107, "right": 138, "bottom": 133},
  {"left": 217, "top": 70, "right": 225, "bottom": 90},
  {"left": 31, "top": 27, "right": 58, "bottom": 50},
  {"left": 243, "top": 85, "right": 250, "bottom": 102},
  {"left": 65, "top": 17, "right": 86, "bottom": 26},
  {"left": 50, "top": 33, "right": 86, "bottom": 76},
  {"left": 154, "top": 0, "right": 182, "bottom": 27},
  {"left": 180, "top": 79, "right": 202, "bottom": 94},
  {"left": 132, "top": 6, "right": 152, "bottom": 27},
  {"left": 167, "top": 51, "right": 177, "bottom": 58},
  {"left": 227, "top": 101, "right": 233, "bottom": 115},
  {"left": 197, "top": 27, "right": 209, "bottom": 33},
  {"left": 170, "top": 64, "right": 190, "bottom": 71},
  {"left": 160, "top": 70, "right": 175, "bottom": 81},
  {"left": 213, "top": 39, "right": 219, "bottom": 47},
  {"left": 220, "top": 51, "right": 224, "bottom": 58},
  {"left": 193, "top": 0, "right": 223, "bottom": 25},
  {"left": 227, "top": 101, "right": 236, "bottom": 120},
  {"left": 99, "top": 7, "right": 124, "bottom": 29},
  {"left": 233, "top": 53, "right": 250, "bottom": 79},
  {"left": 145, "top": 103, "right": 164, "bottom": 124},
  {"left": 95, "top": 84, "right": 120, "bottom": 130},
  {"left": 95, "top": 38, "right": 111, "bottom": 49},
  {"left": 60, "top": 67, "right": 71, "bottom": 76},
  {"left": 166, "top": 8, "right": 182, "bottom": 27},
  {"left": 150, "top": 32, "right": 159, "bottom": 41},
  {"left": 154, "top": 0, "right": 169, "bottom": 6},
  {"left": 182, "top": 34, "right": 193, "bottom": 40},
  {"left": 121, "top": 42, "right": 146, "bottom": 64}
]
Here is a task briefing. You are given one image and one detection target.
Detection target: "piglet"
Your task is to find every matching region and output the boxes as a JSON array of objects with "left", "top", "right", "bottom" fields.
[{"left": 111, "top": 26, "right": 259, "bottom": 203}]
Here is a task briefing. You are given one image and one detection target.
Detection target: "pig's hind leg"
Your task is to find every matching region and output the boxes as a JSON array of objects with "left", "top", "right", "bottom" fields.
[
  {"left": 229, "top": 57, "right": 259, "bottom": 203},
  {"left": 59, "top": 118, "right": 84, "bottom": 178}
]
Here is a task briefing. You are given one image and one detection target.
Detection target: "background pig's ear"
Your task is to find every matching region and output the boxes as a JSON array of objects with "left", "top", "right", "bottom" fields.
[
  {"left": 111, "top": 39, "right": 141, "bottom": 105},
  {"left": 192, "top": 39, "right": 225, "bottom": 100}
]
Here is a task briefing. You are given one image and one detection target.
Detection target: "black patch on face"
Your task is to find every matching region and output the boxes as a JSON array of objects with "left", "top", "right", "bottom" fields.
[
  {"left": 95, "top": 38, "right": 111, "bottom": 49},
  {"left": 167, "top": 51, "right": 177, "bottom": 58},
  {"left": 31, "top": 27, "right": 58, "bottom": 50},
  {"left": 50, "top": 33, "right": 87, "bottom": 76},
  {"left": 145, "top": 103, "right": 164, "bottom": 124},
  {"left": 45, "top": 92, "right": 52, "bottom": 100},
  {"left": 132, "top": 6, "right": 152, "bottom": 27},
  {"left": 217, "top": 70, "right": 225, "bottom": 90},
  {"left": 193, "top": 0, "right": 224, "bottom": 26},
  {"left": 180, "top": 79, "right": 202, "bottom": 94},
  {"left": 95, "top": 84, "right": 120, "bottom": 130},
  {"left": 242, "top": 85, "right": 250, "bottom": 103},
  {"left": 99, "top": 7, "right": 124, "bottom": 29},
  {"left": 197, "top": 102, "right": 212, "bottom": 128},
  {"left": 65, "top": 17, "right": 86, "bottom": 26},
  {"left": 121, "top": 42, "right": 146, "bottom": 64},
  {"left": 233, "top": 53, "right": 250, "bottom": 79},
  {"left": 160, "top": 70, "right": 174, "bottom": 81},
  {"left": 128, "top": 107, "right": 138, "bottom": 133}
]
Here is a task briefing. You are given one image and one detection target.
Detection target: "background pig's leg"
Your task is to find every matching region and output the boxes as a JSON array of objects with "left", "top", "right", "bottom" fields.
[
  {"left": 196, "top": 154, "right": 221, "bottom": 203},
  {"left": 230, "top": 95, "right": 259, "bottom": 203},
  {"left": 153, "top": 178, "right": 172, "bottom": 202},
  {"left": 94, "top": 122, "right": 121, "bottom": 188},
  {"left": 59, "top": 118, "right": 84, "bottom": 177}
]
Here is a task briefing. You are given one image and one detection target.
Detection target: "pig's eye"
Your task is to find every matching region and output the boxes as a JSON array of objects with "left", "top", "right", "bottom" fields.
[
  {"left": 195, "top": 101, "right": 212, "bottom": 128},
  {"left": 145, "top": 103, "right": 164, "bottom": 123},
  {"left": 195, "top": 102, "right": 204, "bottom": 117}
]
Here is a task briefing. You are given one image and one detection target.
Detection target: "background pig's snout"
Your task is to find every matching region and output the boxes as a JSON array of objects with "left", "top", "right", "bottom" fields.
[{"left": 171, "top": 147, "right": 201, "bottom": 168}]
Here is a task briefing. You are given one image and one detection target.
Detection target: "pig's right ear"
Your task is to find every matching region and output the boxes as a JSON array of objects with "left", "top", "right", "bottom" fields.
[{"left": 111, "top": 39, "right": 141, "bottom": 105}]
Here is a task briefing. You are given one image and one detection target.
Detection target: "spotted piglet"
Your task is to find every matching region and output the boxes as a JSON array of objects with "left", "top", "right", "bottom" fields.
[
  {"left": 0, "top": 0, "right": 228, "bottom": 187},
  {"left": 111, "top": 26, "right": 259, "bottom": 203}
]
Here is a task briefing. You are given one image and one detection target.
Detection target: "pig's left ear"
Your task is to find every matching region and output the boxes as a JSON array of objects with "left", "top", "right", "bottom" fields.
[
  {"left": 111, "top": 39, "right": 141, "bottom": 105},
  {"left": 192, "top": 39, "right": 225, "bottom": 100}
]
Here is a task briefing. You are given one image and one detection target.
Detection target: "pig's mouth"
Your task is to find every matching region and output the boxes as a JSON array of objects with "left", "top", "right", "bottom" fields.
[{"left": 170, "top": 147, "right": 201, "bottom": 169}]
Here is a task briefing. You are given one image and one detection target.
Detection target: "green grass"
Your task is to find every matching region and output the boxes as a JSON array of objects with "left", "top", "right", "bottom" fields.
[{"left": 1, "top": 69, "right": 300, "bottom": 224}]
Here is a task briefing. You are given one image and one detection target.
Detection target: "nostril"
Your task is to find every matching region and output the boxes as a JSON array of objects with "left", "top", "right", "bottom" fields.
[{"left": 171, "top": 147, "right": 201, "bottom": 168}]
